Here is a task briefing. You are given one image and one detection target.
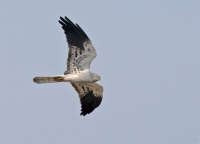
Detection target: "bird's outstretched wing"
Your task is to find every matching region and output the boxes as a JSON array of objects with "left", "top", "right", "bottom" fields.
[
  {"left": 59, "top": 17, "right": 97, "bottom": 74},
  {"left": 71, "top": 82, "right": 103, "bottom": 116}
]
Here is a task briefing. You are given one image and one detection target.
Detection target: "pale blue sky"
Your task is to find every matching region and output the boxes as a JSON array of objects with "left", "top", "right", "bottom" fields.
[{"left": 0, "top": 1, "right": 199, "bottom": 144}]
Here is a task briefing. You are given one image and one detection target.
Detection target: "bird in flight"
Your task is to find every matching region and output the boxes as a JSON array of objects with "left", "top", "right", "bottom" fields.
[{"left": 33, "top": 16, "right": 103, "bottom": 116}]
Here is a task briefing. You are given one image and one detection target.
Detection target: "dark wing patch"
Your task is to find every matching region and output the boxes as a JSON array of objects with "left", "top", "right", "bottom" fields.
[
  {"left": 80, "top": 91, "right": 102, "bottom": 116},
  {"left": 59, "top": 16, "right": 90, "bottom": 49}
]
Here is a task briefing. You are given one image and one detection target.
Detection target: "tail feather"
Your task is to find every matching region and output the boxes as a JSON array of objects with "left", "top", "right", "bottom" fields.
[{"left": 33, "top": 75, "right": 64, "bottom": 84}]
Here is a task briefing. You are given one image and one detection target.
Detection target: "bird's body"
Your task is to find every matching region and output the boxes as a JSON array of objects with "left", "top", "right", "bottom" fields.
[
  {"left": 33, "top": 16, "right": 103, "bottom": 116},
  {"left": 33, "top": 70, "right": 98, "bottom": 83},
  {"left": 63, "top": 71, "right": 99, "bottom": 83}
]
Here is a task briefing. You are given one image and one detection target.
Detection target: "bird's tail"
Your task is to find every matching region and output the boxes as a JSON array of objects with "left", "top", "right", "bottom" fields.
[{"left": 33, "top": 75, "right": 65, "bottom": 84}]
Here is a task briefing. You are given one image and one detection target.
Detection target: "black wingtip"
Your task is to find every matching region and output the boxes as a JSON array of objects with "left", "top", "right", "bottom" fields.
[
  {"left": 64, "top": 16, "right": 70, "bottom": 22},
  {"left": 58, "top": 16, "right": 90, "bottom": 49},
  {"left": 80, "top": 91, "right": 102, "bottom": 116}
]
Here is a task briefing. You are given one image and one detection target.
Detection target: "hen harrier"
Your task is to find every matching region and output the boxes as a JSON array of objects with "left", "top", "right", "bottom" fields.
[{"left": 33, "top": 16, "right": 103, "bottom": 116}]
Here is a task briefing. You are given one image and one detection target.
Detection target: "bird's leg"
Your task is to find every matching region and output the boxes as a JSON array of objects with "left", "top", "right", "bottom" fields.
[{"left": 54, "top": 76, "right": 63, "bottom": 82}]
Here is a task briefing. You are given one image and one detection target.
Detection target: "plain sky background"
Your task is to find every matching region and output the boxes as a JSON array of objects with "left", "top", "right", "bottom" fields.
[{"left": 0, "top": 1, "right": 199, "bottom": 144}]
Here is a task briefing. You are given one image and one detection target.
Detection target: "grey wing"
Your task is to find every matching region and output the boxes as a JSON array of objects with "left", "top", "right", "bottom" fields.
[
  {"left": 71, "top": 82, "right": 103, "bottom": 116},
  {"left": 59, "top": 17, "right": 97, "bottom": 74}
]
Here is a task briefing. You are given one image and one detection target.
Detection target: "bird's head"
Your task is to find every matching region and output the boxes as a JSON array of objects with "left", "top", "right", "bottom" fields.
[{"left": 94, "top": 74, "right": 101, "bottom": 81}]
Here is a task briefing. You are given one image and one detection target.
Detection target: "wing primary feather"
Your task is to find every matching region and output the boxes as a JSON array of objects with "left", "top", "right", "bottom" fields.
[
  {"left": 75, "top": 23, "right": 89, "bottom": 39},
  {"left": 58, "top": 20, "right": 66, "bottom": 26},
  {"left": 60, "top": 17, "right": 69, "bottom": 25},
  {"left": 80, "top": 90, "right": 102, "bottom": 116},
  {"left": 59, "top": 16, "right": 90, "bottom": 49}
]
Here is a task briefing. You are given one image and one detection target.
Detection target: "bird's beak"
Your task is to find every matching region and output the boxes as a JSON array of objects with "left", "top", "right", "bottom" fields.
[{"left": 95, "top": 75, "right": 101, "bottom": 81}]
